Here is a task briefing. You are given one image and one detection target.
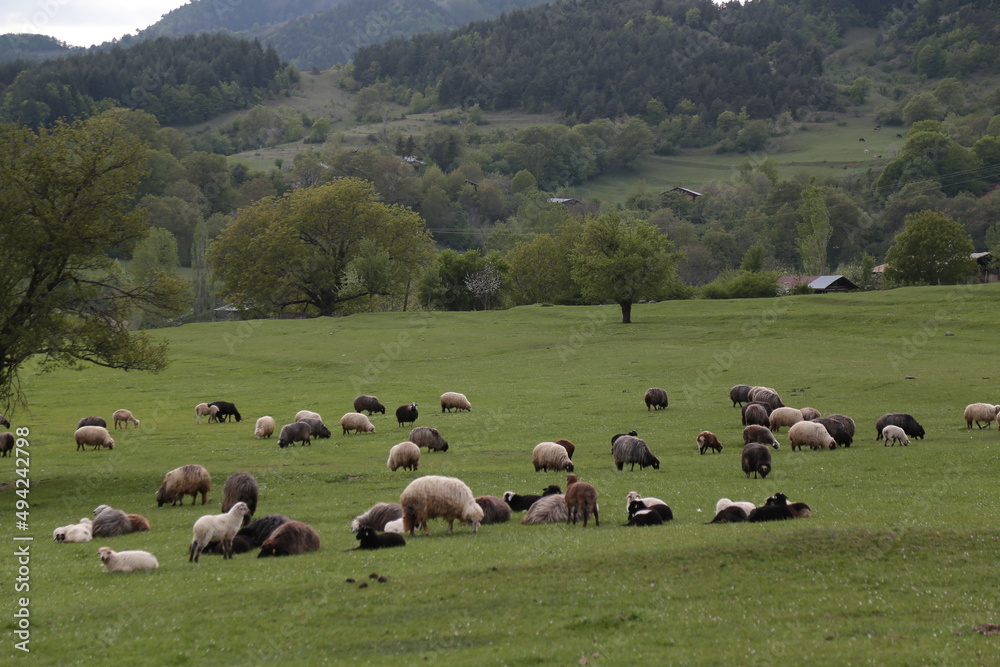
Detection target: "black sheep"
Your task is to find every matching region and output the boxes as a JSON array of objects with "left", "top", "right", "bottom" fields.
[
  {"left": 209, "top": 400, "right": 242, "bottom": 423},
  {"left": 708, "top": 506, "right": 748, "bottom": 523},
  {"left": 811, "top": 417, "right": 853, "bottom": 447},
  {"left": 355, "top": 526, "right": 406, "bottom": 550},
  {"left": 747, "top": 493, "right": 793, "bottom": 522},
  {"left": 627, "top": 500, "right": 673, "bottom": 522},
  {"left": 278, "top": 421, "right": 312, "bottom": 448},
  {"left": 353, "top": 395, "right": 386, "bottom": 415},
  {"left": 77, "top": 416, "right": 106, "bottom": 428},
  {"left": 624, "top": 509, "right": 663, "bottom": 526},
  {"left": 395, "top": 402, "right": 418, "bottom": 427},
  {"left": 741, "top": 443, "right": 772, "bottom": 479},
  {"left": 257, "top": 520, "right": 320, "bottom": 557},
  {"left": 297, "top": 417, "right": 331, "bottom": 439},
  {"left": 875, "top": 413, "right": 925, "bottom": 440}
]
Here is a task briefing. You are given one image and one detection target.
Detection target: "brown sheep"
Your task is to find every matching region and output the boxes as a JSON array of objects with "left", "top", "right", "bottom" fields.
[
  {"left": 564, "top": 474, "right": 599, "bottom": 527},
  {"left": 696, "top": 430, "right": 723, "bottom": 454},
  {"left": 156, "top": 464, "right": 211, "bottom": 507}
]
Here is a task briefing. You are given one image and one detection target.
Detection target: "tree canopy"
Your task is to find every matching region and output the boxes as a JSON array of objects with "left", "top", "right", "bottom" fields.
[
  {"left": 0, "top": 109, "right": 189, "bottom": 410},
  {"left": 884, "top": 210, "right": 977, "bottom": 286}
]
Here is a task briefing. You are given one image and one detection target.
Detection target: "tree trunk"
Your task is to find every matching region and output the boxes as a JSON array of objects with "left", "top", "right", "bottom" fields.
[{"left": 619, "top": 300, "right": 632, "bottom": 324}]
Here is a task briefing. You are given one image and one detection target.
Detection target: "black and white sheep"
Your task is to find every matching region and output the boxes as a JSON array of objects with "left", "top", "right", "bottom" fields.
[
  {"left": 399, "top": 475, "right": 484, "bottom": 535},
  {"left": 355, "top": 526, "right": 405, "bottom": 550},
  {"left": 254, "top": 415, "right": 275, "bottom": 438},
  {"left": 811, "top": 417, "right": 853, "bottom": 447},
  {"left": 789, "top": 421, "right": 836, "bottom": 451},
  {"left": 353, "top": 395, "right": 386, "bottom": 415},
  {"left": 350, "top": 502, "right": 403, "bottom": 532},
  {"left": 729, "top": 384, "right": 752, "bottom": 407},
  {"left": 643, "top": 387, "right": 668, "bottom": 411},
  {"left": 98, "top": 547, "right": 158, "bottom": 572},
  {"left": 112, "top": 408, "right": 140, "bottom": 429},
  {"left": 624, "top": 506, "right": 664, "bottom": 526},
  {"left": 881, "top": 424, "right": 910, "bottom": 446},
  {"left": 964, "top": 403, "right": 1000, "bottom": 429},
  {"left": 697, "top": 430, "right": 723, "bottom": 454},
  {"left": 741, "top": 443, "right": 772, "bottom": 479},
  {"left": 297, "top": 417, "right": 331, "bottom": 439},
  {"left": 875, "top": 413, "right": 924, "bottom": 440},
  {"left": 387, "top": 441, "right": 421, "bottom": 471},
  {"left": 209, "top": 401, "right": 242, "bottom": 422},
  {"left": 189, "top": 502, "right": 251, "bottom": 562},
  {"left": 501, "top": 485, "right": 561, "bottom": 511},
  {"left": 475, "top": 495, "right": 512, "bottom": 524},
  {"left": 221, "top": 472, "right": 258, "bottom": 521},
  {"left": 156, "top": 464, "right": 212, "bottom": 506},
  {"left": 532, "top": 441, "right": 575, "bottom": 472},
  {"left": 257, "top": 520, "right": 321, "bottom": 557},
  {"left": 741, "top": 402, "right": 771, "bottom": 427},
  {"left": 92, "top": 505, "right": 133, "bottom": 537},
  {"left": 278, "top": 421, "right": 313, "bottom": 448},
  {"left": 747, "top": 492, "right": 793, "bottom": 522},
  {"left": 74, "top": 425, "right": 114, "bottom": 451},
  {"left": 521, "top": 493, "right": 568, "bottom": 524},
  {"left": 625, "top": 491, "right": 669, "bottom": 514},
  {"left": 341, "top": 412, "right": 376, "bottom": 435},
  {"left": 440, "top": 391, "right": 472, "bottom": 412},
  {"left": 77, "top": 416, "right": 107, "bottom": 429},
  {"left": 408, "top": 426, "right": 448, "bottom": 452},
  {"left": 564, "top": 474, "right": 599, "bottom": 527},
  {"left": 611, "top": 435, "right": 660, "bottom": 471},
  {"left": 0, "top": 431, "right": 13, "bottom": 457},
  {"left": 395, "top": 402, "right": 418, "bottom": 427},
  {"left": 626, "top": 499, "right": 672, "bottom": 523}
]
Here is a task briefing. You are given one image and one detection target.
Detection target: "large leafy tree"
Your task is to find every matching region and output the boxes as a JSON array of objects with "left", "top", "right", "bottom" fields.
[
  {"left": 571, "top": 213, "right": 681, "bottom": 324},
  {"left": 796, "top": 182, "right": 832, "bottom": 275},
  {"left": 209, "top": 178, "right": 436, "bottom": 316},
  {"left": 884, "top": 210, "right": 977, "bottom": 286},
  {"left": 0, "top": 110, "right": 189, "bottom": 410}
]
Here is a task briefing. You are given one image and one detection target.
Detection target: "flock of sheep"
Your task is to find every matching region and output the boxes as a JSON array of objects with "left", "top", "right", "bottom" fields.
[{"left": 44, "top": 382, "right": 1000, "bottom": 572}]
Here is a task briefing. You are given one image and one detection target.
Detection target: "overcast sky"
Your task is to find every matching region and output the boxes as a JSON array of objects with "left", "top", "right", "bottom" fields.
[{"left": 1, "top": 1, "right": 191, "bottom": 47}]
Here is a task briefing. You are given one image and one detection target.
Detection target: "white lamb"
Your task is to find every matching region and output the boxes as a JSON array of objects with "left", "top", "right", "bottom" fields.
[
  {"left": 53, "top": 518, "right": 93, "bottom": 543},
  {"left": 189, "top": 501, "right": 250, "bottom": 562},
  {"left": 383, "top": 518, "right": 405, "bottom": 533},
  {"left": 881, "top": 424, "right": 910, "bottom": 447},
  {"left": 98, "top": 546, "right": 158, "bottom": 572}
]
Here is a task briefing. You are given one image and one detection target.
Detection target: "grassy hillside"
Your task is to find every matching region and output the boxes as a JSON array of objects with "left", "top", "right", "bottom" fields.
[{"left": 6, "top": 285, "right": 1000, "bottom": 663}]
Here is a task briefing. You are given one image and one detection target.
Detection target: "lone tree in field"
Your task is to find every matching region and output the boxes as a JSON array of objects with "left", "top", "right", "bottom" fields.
[
  {"left": 210, "top": 177, "right": 435, "bottom": 316},
  {"left": 884, "top": 210, "right": 977, "bottom": 286},
  {"left": 571, "top": 213, "right": 680, "bottom": 324},
  {"left": 0, "top": 110, "right": 189, "bottom": 411}
]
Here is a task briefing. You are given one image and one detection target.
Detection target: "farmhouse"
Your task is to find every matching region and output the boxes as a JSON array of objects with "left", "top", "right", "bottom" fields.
[
  {"left": 668, "top": 186, "right": 702, "bottom": 202},
  {"left": 777, "top": 275, "right": 859, "bottom": 294}
]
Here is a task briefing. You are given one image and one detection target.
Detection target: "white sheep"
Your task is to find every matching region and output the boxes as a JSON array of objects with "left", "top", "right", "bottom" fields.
[
  {"left": 964, "top": 403, "right": 1000, "bottom": 430},
  {"left": 53, "top": 518, "right": 93, "bottom": 543},
  {"left": 881, "top": 424, "right": 910, "bottom": 447},
  {"left": 74, "top": 425, "right": 114, "bottom": 451},
  {"left": 715, "top": 498, "right": 757, "bottom": 516},
  {"left": 254, "top": 415, "right": 275, "bottom": 439},
  {"left": 440, "top": 391, "right": 472, "bottom": 412},
  {"left": 98, "top": 547, "right": 159, "bottom": 572},
  {"left": 399, "top": 475, "right": 484, "bottom": 535},
  {"left": 788, "top": 420, "right": 836, "bottom": 451},
  {"left": 195, "top": 402, "right": 219, "bottom": 424},
  {"left": 531, "top": 442, "right": 574, "bottom": 472},
  {"left": 295, "top": 409, "right": 323, "bottom": 423},
  {"left": 189, "top": 501, "right": 251, "bottom": 562},
  {"left": 383, "top": 518, "right": 405, "bottom": 533},
  {"left": 340, "top": 412, "right": 376, "bottom": 434},
  {"left": 387, "top": 441, "right": 421, "bottom": 471},
  {"left": 768, "top": 407, "right": 804, "bottom": 433},
  {"left": 112, "top": 409, "right": 140, "bottom": 429}
]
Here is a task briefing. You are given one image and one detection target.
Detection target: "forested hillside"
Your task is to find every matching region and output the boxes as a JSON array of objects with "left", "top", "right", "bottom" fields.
[{"left": 0, "top": 34, "right": 70, "bottom": 63}]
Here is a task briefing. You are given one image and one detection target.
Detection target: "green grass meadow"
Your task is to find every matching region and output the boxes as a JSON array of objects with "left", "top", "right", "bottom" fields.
[{"left": 4, "top": 285, "right": 1000, "bottom": 664}]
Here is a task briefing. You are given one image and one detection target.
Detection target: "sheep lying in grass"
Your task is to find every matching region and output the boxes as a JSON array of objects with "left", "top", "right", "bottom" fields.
[
  {"left": 202, "top": 514, "right": 292, "bottom": 556},
  {"left": 355, "top": 526, "right": 406, "bottom": 550},
  {"left": 521, "top": 493, "right": 568, "bottom": 525},
  {"left": 127, "top": 514, "right": 151, "bottom": 532},
  {"left": 964, "top": 403, "right": 1000, "bottom": 429},
  {"left": 98, "top": 547, "right": 158, "bottom": 572},
  {"left": 708, "top": 506, "right": 748, "bottom": 523},
  {"left": 564, "top": 474, "right": 599, "bottom": 527},
  {"left": 881, "top": 424, "right": 910, "bottom": 447},
  {"left": 625, "top": 491, "right": 668, "bottom": 514},
  {"left": 399, "top": 475, "right": 484, "bottom": 535},
  {"left": 475, "top": 495, "right": 511, "bottom": 524},
  {"left": 502, "top": 486, "right": 562, "bottom": 511},
  {"left": 747, "top": 492, "right": 793, "bottom": 522},
  {"left": 189, "top": 502, "right": 250, "bottom": 562},
  {"left": 625, "top": 500, "right": 672, "bottom": 525},
  {"left": 53, "top": 518, "right": 93, "bottom": 543},
  {"left": 258, "top": 520, "right": 321, "bottom": 557},
  {"left": 350, "top": 503, "right": 403, "bottom": 532},
  {"left": 715, "top": 498, "right": 756, "bottom": 516},
  {"left": 92, "top": 505, "right": 133, "bottom": 537}
]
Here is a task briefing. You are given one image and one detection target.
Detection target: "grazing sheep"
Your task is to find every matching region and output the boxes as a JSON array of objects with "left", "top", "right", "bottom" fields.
[
  {"left": 0, "top": 431, "right": 13, "bottom": 457},
  {"left": 611, "top": 430, "right": 638, "bottom": 450},
  {"left": 340, "top": 412, "right": 376, "bottom": 435},
  {"left": 709, "top": 506, "right": 748, "bottom": 523},
  {"left": 257, "top": 520, "right": 321, "bottom": 557},
  {"left": 826, "top": 414, "right": 856, "bottom": 438},
  {"left": 715, "top": 498, "right": 756, "bottom": 516},
  {"left": 742, "top": 425, "right": 780, "bottom": 449},
  {"left": 729, "top": 384, "right": 753, "bottom": 407},
  {"left": 408, "top": 426, "right": 448, "bottom": 452},
  {"left": 350, "top": 503, "right": 403, "bottom": 532},
  {"left": 399, "top": 475, "right": 484, "bottom": 535},
  {"left": 811, "top": 417, "right": 853, "bottom": 447},
  {"left": 77, "top": 416, "right": 107, "bottom": 428},
  {"left": 964, "top": 403, "right": 1000, "bottom": 429},
  {"left": 532, "top": 441, "right": 575, "bottom": 472},
  {"left": 387, "top": 441, "right": 421, "bottom": 471},
  {"left": 741, "top": 402, "right": 771, "bottom": 427},
  {"left": 355, "top": 526, "right": 406, "bottom": 550},
  {"left": 396, "top": 402, "right": 418, "bottom": 427},
  {"left": 564, "top": 474, "right": 599, "bottom": 527},
  {"left": 74, "top": 426, "right": 114, "bottom": 451},
  {"left": 747, "top": 493, "right": 793, "bottom": 522},
  {"left": 295, "top": 410, "right": 323, "bottom": 423},
  {"left": 195, "top": 403, "right": 219, "bottom": 425},
  {"left": 353, "top": 395, "right": 386, "bottom": 415},
  {"left": 741, "top": 443, "right": 772, "bottom": 479},
  {"left": 643, "top": 387, "right": 669, "bottom": 411},
  {"left": 112, "top": 409, "right": 140, "bottom": 429},
  {"left": 611, "top": 435, "right": 660, "bottom": 471},
  {"left": 277, "top": 421, "right": 313, "bottom": 448},
  {"left": 92, "top": 505, "right": 133, "bottom": 537},
  {"left": 53, "top": 518, "right": 93, "bottom": 543},
  {"left": 554, "top": 438, "right": 576, "bottom": 460},
  {"left": 799, "top": 407, "right": 822, "bottom": 421},
  {"left": 221, "top": 472, "right": 258, "bottom": 521},
  {"left": 254, "top": 416, "right": 275, "bottom": 439},
  {"left": 440, "top": 391, "right": 472, "bottom": 412},
  {"left": 189, "top": 502, "right": 251, "bottom": 562},
  {"left": 875, "top": 413, "right": 925, "bottom": 440},
  {"left": 98, "top": 547, "right": 158, "bottom": 572},
  {"left": 696, "top": 430, "right": 723, "bottom": 454},
  {"left": 522, "top": 493, "right": 569, "bottom": 524},
  {"left": 769, "top": 407, "right": 804, "bottom": 433},
  {"left": 501, "top": 485, "right": 562, "bottom": 511},
  {"left": 748, "top": 386, "right": 783, "bottom": 409},
  {"left": 209, "top": 400, "right": 242, "bottom": 423},
  {"left": 156, "top": 464, "right": 211, "bottom": 507},
  {"left": 475, "top": 495, "right": 512, "bottom": 524},
  {"left": 881, "top": 424, "right": 910, "bottom": 447},
  {"left": 789, "top": 421, "right": 836, "bottom": 451},
  {"left": 297, "top": 417, "right": 332, "bottom": 439},
  {"left": 127, "top": 514, "right": 151, "bottom": 532}
]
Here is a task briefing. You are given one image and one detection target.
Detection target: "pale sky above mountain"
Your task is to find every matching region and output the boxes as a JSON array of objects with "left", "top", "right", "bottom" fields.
[{"left": 1, "top": 1, "right": 190, "bottom": 47}]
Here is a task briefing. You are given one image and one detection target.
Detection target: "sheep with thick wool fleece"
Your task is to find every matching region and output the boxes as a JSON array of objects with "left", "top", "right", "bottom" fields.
[
  {"left": 611, "top": 435, "right": 660, "bottom": 471},
  {"left": 75, "top": 425, "right": 114, "bottom": 451},
  {"left": 254, "top": 416, "right": 275, "bottom": 439},
  {"left": 278, "top": 421, "right": 312, "bottom": 448},
  {"left": 350, "top": 503, "right": 402, "bottom": 532},
  {"left": 440, "top": 392, "right": 472, "bottom": 412},
  {"left": 564, "top": 474, "right": 599, "bottom": 526},
  {"left": 53, "top": 518, "right": 93, "bottom": 543},
  {"left": 0, "top": 431, "right": 13, "bottom": 457},
  {"left": 799, "top": 407, "right": 822, "bottom": 421},
  {"left": 387, "top": 441, "right": 421, "bottom": 471},
  {"left": 532, "top": 441, "right": 574, "bottom": 472},
  {"left": 408, "top": 426, "right": 448, "bottom": 451},
  {"left": 353, "top": 395, "right": 386, "bottom": 415},
  {"left": 77, "top": 416, "right": 107, "bottom": 429},
  {"left": 221, "top": 472, "right": 258, "bottom": 520},
  {"left": 643, "top": 387, "right": 668, "bottom": 410},
  {"left": 729, "top": 384, "right": 753, "bottom": 407},
  {"left": 127, "top": 514, "right": 151, "bottom": 532},
  {"left": 741, "top": 443, "right": 772, "bottom": 479},
  {"left": 742, "top": 403, "right": 771, "bottom": 427},
  {"left": 399, "top": 475, "right": 484, "bottom": 535},
  {"left": 768, "top": 407, "right": 804, "bottom": 433},
  {"left": 295, "top": 409, "right": 323, "bottom": 423},
  {"left": 156, "top": 464, "right": 211, "bottom": 506},
  {"left": 340, "top": 412, "right": 376, "bottom": 435},
  {"left": 697, "top": 430, "right": 723, "bottom": 454},
  {"left": 742, "top": 425, "right": 780, "bottom": 449},
  {"left": 501, "top": 486, "right": 561, "bottom": 511},
  {"left": 98, "top": 547, "right": 158, "bottom": 572},
  {"left": 964, "top": 403, "right": 1000, "bottom": 429},
  {"left": 396, "top": 402, "right": 418, "bottom": 427},
  {"left": 297, "top": 418, "right": 331, "bottom": 439},
  {"left": 521, "top": 493, "right": 569, "bottom": 525},
  {"left": 475, "top": 495, "right": 511, "bottom": 524},
  {"left": 881, "top": 424, "right": 910, "bottom": 446},
  {"left": 789, "top": 421, "right": 836, "bottom": 451},
  {"left": 875, "top": 413, "right": 924, "bottom": 440},
  {"left": 189, "top": 501, "right": 250, "bottom": 562},
  {"left": 258, "top": 520, "right": 320, "bottom": 557},
  {"left": 92, "top": 505, "right": 133, "bottom": 537}
]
